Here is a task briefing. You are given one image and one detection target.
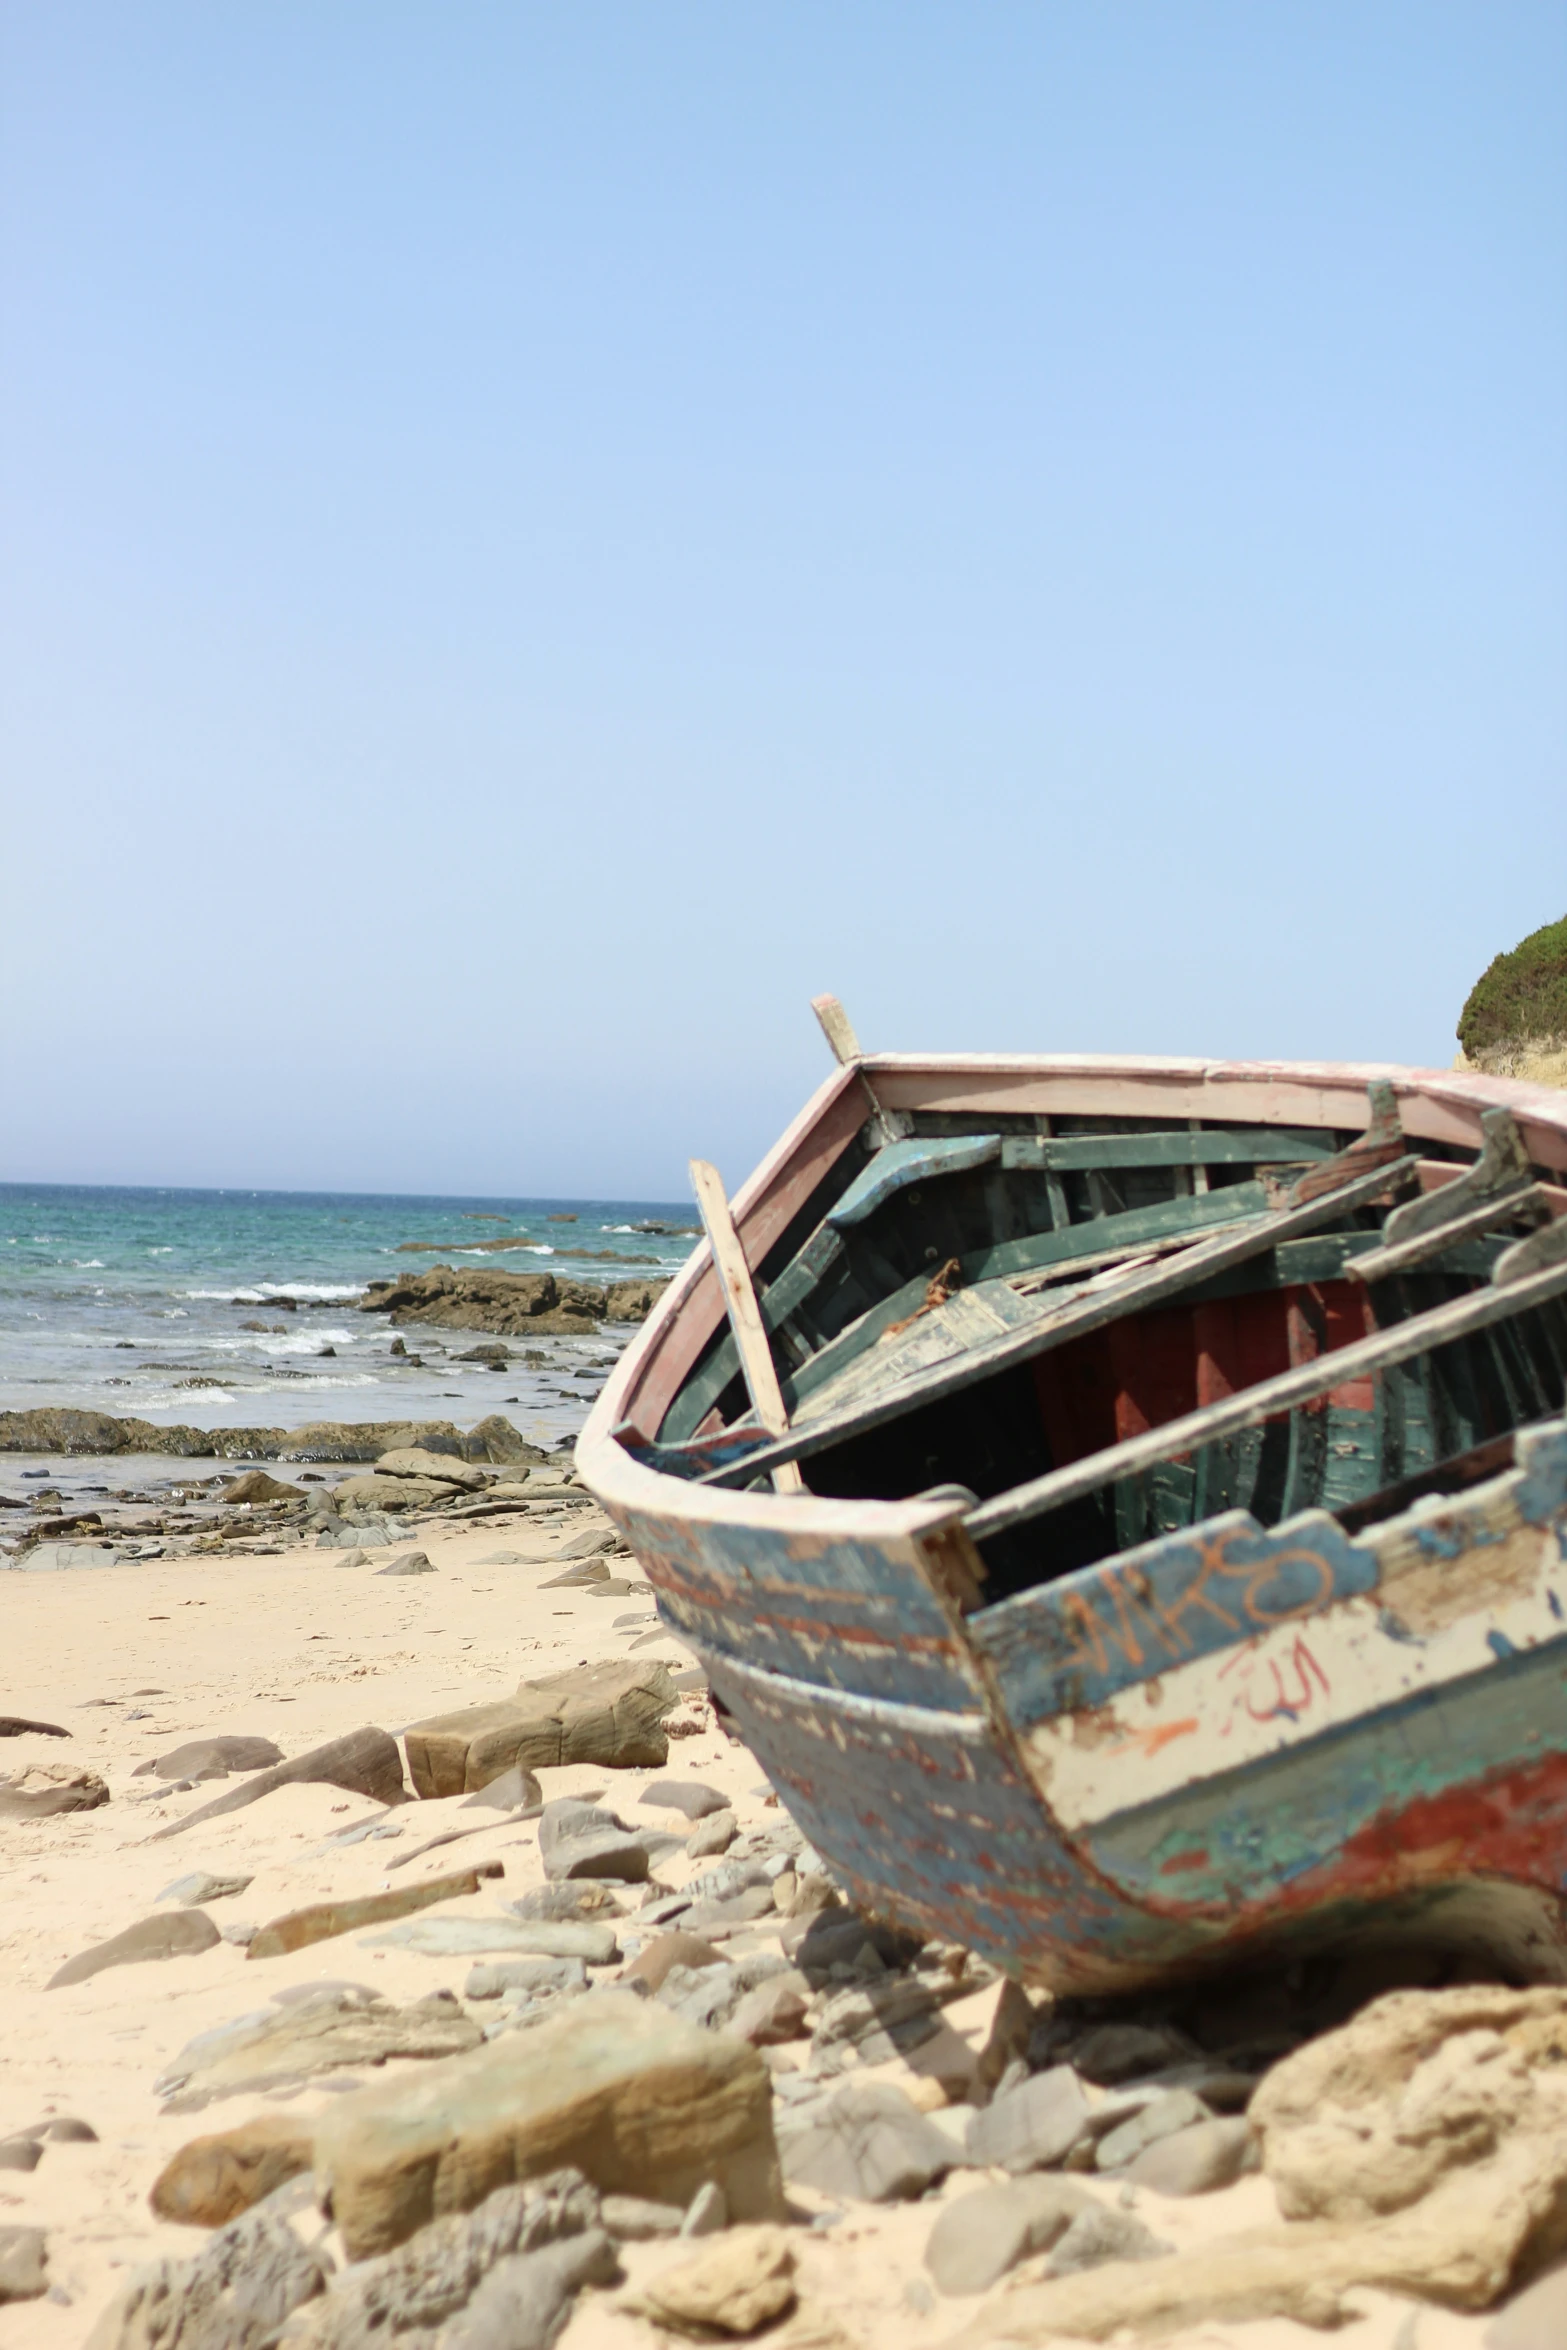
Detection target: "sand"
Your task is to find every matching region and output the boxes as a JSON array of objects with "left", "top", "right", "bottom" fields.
[{"left": 0, "top": 1512, "right": 1497, "bottom": 2350}]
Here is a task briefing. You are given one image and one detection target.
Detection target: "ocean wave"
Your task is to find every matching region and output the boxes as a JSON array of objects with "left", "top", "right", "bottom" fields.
[
  {"left": 183, "top": 1282, "right": 366, "bottom": 1303},
  {"left": 214, "top": 1328, "right": 356, "bottom": 1356},
  {"left": 148, "top": 1246, "right": 174, "bottom": 1255},
  {"left": 71, "top": 1260, "right": 106, "bottom": 1269}
]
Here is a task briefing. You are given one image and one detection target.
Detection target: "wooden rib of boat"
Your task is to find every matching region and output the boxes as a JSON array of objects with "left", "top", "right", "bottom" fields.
[{"left": 576, "top": 1010, "right": 1567, "bottom": 1994}]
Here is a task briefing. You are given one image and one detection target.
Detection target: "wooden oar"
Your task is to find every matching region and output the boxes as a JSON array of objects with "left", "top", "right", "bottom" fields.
[{"left": 690, "top": 1159, "right": 808, "bottom": 1495}]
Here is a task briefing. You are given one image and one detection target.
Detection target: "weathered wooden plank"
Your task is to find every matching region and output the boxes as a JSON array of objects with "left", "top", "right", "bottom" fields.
[
  {"left": 826, "top": 1134, "right": 1002, "bottom": 1227},
  {"left": 1375, "top": 1106, "right": 1533, "bottom": 1248},
  {"left": 1343, "top": 1187, "right": 1552, "bottom": 1285},
  {"left": 812, "top": 994, "right": 864, "bottom": 1065},
  {"left": 1000, "top": 1127, "right": 1332, "bottom": 1173},
  {"left": 689, "top": 1160, "right": 806, "bottom": 1496},
  {"left": 708, "top": 1157, "right": 1419, "bottom": 1485},
  {"left": 966, "top": 1255, "right": 1567, "bottom": 1542}
]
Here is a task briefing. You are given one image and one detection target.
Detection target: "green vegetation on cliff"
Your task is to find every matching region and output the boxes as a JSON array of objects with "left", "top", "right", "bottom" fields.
[{"left": 1457, "top": 915, "right": 1567, "bottom": 1060}]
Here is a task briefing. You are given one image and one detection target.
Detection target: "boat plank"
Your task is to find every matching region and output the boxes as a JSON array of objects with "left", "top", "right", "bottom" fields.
[
  {"left": 689, "top": 1159, "right": 806, "bottom": 1494},
  {"left": 1001, "top": 1128, "right": 1333, "bottom": 1173}
]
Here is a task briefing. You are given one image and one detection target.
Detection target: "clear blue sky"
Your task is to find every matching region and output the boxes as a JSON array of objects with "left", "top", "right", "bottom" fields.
[{"left": 4, "top": 4, "right": 1563, "bottom": 1198}]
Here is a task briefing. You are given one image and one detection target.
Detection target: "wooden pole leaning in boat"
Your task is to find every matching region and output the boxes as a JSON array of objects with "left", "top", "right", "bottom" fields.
[
  {"left": 689, "top": 1159, "right": 808, "bottom": 1495},
  {"left": 812, "top": 992, "right": 902, "bottom": 1147}
]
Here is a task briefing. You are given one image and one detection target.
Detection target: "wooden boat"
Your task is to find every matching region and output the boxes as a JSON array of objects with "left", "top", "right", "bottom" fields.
[{"left": 576, "top": 1006, "right": 1567, "bottom": 1994}]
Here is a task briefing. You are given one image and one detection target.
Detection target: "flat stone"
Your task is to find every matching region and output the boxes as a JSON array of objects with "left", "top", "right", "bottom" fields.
[
  {"left": 539, "top": 1561, "right": 612, "bottom": 1589},
  {"left": 361, "top": 1915, "right": 619, "bottom": 1964},
  {"left": 625, "top": 1931, "right": 728, "bottom": 1993},
  {"left": 246, "top": 1859, "right": 503, "bottom": 1959},
  {"left": 155, "top": 1988, "right": 484, "bottom": 2112},
  {"left": 1489, "top": 2260, "right": 1567, "bottom": 2350},
  {"left": 157, "top": 1871, "right": 254, "bottom": 1907},
  {"left": 218, "top": 1472, "right": 306, "bottom": 1504},
  {"left": 1095, "top": 2088, "right": 1211, "bottom": 2172},
  {"left": 150, "top": 2114, "right": 316, "bottom": 2225},
  {"left": 0, "top": 2140, "right": 41, "bottom": 2173},
  {"left": 1068, "top": 2022, "right": 1195, "bottom": 2085},
  {"left": 461, "top": 1764, "right": 543, "bottom": 1812},
  {"left": 38, "top": 2117, "right": 97, "bottom": 2143},
  {"left": 777, "top": 2082, "right": 956, "bottom": 2204},
  {"left": 404, "top": 1659, "right": 678, "bottom": 1797},
  {"left": 0, "top": 2228, "right": 48, "bottom": 2305},
  {"left": 135, "top": 1736, "right": 286, "bottom": 1782},
  {"left": 48, "top": 1907, "right": 220, "bottom": 1990},
  {"left": 965, "top": 2066, "right": 1092, "bottom": 2174},
  {"left": 539, "top": 1797, "right": 654, "bottom": 1883},
  {"left": 602, "top": 2193, "right": 686, "bottom": 2241},
  {"left": 80, "top": 2195, "right": 328, "bottom": 2348},
  {"left": 1046, "top": 2203, "right": 1171, "bottom": 2276},
  {"left": 925, "top": 2177, "right": 1094, "bottom": 2296},
  {"left": 375, "top": 1552, "right": 434, "bottom": 1577},
  {"left": 0, "top": 1764, "right": 109, "bottom": 1819},
  {"left": 465, "top": 1957, "right": 587, "bottom": 2001},
  {"left": 511, "top": 1881, "right": 623, "bottom": 1922},
  {"left": 688, "top": 1809, "right": 738, "bottom": 1859},
  {"left": 813, "top": 1976, "right": 943, "bottom": 2057},
  {"left": 1124, "top": 2116, "right": 1258, "bottom": 2196},
  {"left": 311, "top": 1989, "right": 782, "bottom": 2260},
  {"left": 374, "top": 1448, "right": 491, "bottom": 1489},
  {"left": 729, "top": 1976, "right": 810, "bottom": 2047},
  {"left": 633, "top": 2226, "right": 795, "bottom": 2338},
  {"left": 151, "top": 1726, "right": 408, "bottom": 1841}
]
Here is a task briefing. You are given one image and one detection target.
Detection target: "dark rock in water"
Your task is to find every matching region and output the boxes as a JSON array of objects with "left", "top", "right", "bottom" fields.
[
  {"left": 84, "top": 2192, "right": 329, "bottom": 2348},
  {"left": 0, "top": 1765, "right": 108, "bottom": 1819},
  {"left": 48, "top": 1908, "right": 221, "bottom": 1990},
  {"left": 356, "top": 1263, "right": 671, "bottom": 1340},
  {"left": 376, "top": 1552, "right": 435, "bottom": 1578},
  {"left": 640, "top": 1780, "right": 730, "bottom": 1821},
  {"left": 0, "top": 2227, "right": 47, "bottom": 2305},
  {"left": 135, "top": 1735, "right": 284, "bottom": 1783},
  {"left": 0, "top": 1716, "right": 69, "bottom": 1739},
  {"left": 459, "top": 1344, "right": 512, "bottom": 1364},
  {"left": 151, "top": 1726, "right": 407, "bottom": 1841}
]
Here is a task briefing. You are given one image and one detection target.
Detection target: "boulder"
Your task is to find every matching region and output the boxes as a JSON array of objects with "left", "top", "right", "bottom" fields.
[
  {"left": 1045, "top": 2204, "right": 1170, "bottom": 2276},
  {"left": 48, "top": 1908, "right": 220, "bottom": 1989},
  {"left": 461, "top": 1764, "right": 543, "bottom": 1812},
  {"left": 1094, "top": 2087, "right": 1210, "bottom": 2172},
  {"left": 776, "top": 2082, "right": 956, "bottom": 2204},
  {"left": 310, "top": 1989, "right": 782, "bottom": 2260},
  {"left": 0, "top": 1762, "right": 109, "bottom": 1818},
  {"left": 1068, "top": 2022, "right": 1196, "bottom": 2085},
  {"left": 245, "top": 1860, "right": 505, "bottom": 1960},
  {"left": 404, "top": 1660, "right": 679, "bottom": 1797},
  {"left": 687, "top": 1810, "right": 738, "bottom": 1860},
  {"left": 283, "top": 2173, "right": 611, "bottom": 2350},
  {"left": 965, "top": 2066, "right": 1092, "bottom": 2173},
  {"left": 641, "top": 1781, "right": 730, "bottom": 1821},
  {"left": 728, "top": 1976, "right": 810, "bottom": 2048},
  {"left": 1123, "top": 2116, "right": 1258, "bottom": 2197},
  {"left": 150, "top": 2114, "right": 315, "bottom": 2225},
  {"left": 0, "top": 2227, "right": 48, "bottom": 2305},
  {"left": 376, "top": 1552, "right": 434, "bottom": 1578},
  {"left": 219, "top": 1472, "right": 306, "bottom": 1505},
  {"left": 328, "top": 1475, "right": 455, "bottom": 1515},
  {"left": 626, "top": 1932, "right": 729, "bottom": 1994},
  {"left": 512, "top": 1881, "right": 623, "bottom": 1923},
  {"left": 925, "top": 2177, "right": 1093, "bottom": 2297},
  {"left": 157, "top": 1988, "right": 481, "bottom": 2110},
  {"left": 539, "top": 1798, "right": 654, "bottom": 1883},
  {"left": 374, "top": 1449, "right": 491, "bottom": 1490},
  {"left": 631, "top": 2226, "right": 795, "bottom": 2338},
  {"left": 152, "top": 1726, "right": 407, "bottom": 1840},
  {"left": 136, "top": 1735, "right": 283, "bottom": 1782},
  {"left": 82, "top": 2196, "right": 329, "bottom": 2349},
  {"left": 606, "top": 1279, "right": 672, "bottom": 1323},
  {"left": 359, "top": 1266, "right": 609, "bottom": 1338},
  {"left": 465, "top": 1958, "right": 587, "bottom": 2001}
]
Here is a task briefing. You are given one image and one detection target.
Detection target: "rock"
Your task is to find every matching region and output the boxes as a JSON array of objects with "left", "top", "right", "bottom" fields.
[
  {"left": 540, "top": 1561, "right": 611, "bottom": 1589},
  {"left": 459, "top": 1764, "right": 542, "bottom": 1812},
  {"left": 150, "top": 2114, "right": 315, "bottom": 2225},
  {"left": 374, "top": 1448, "right": 492, "bottom": 1489},
  {"left": 0, "top": 1714, "right": 69, "bottom": 1738},
  {"left": 458, "top": 1344, "right": 512, "bottom": 1364},
  {"left": 687, "top": 1809, "right": 738, "bottom": 1859},
  {"left": 0, "top": 2227, "right": 48, "bottom": 2304},
  {"left": 660, "top": 1961, "right": 744, "bottom": 2031},
  {"left": 359, "top": 1265, "right": 612, "bottom": 1338},
  {"left": 39, "top": 2116, "right": 97, "bottom": 2142},
  {"left": 540, "top": 1797, "right": 653, "bottom": 1883},
  {"left": 633, "top": 2227, "right": 795, "bottom": 2338},
  {"left": 1094, "top": 2087, "right": 1210, "bottom": 2172},
  {"left": 156, "top": 1988, "right": 486, "bottom": 2111},
  {"left": 812, "top": 1976, "right": 944, "bottom": 2060},
  {"left": 376, "top": 1552, "right": 435, "bottom": 1577},
  {"left": 777, "top": 2082, "right": 955, "bottom": 2204},
  {"left": 48, "top": 1907, "right": 220, "bottom": 1989},
  {"left": 0, "top": 2139, "right": 41, "bottom": 2172},
  {"left": 626, "top": 1931, "right": 729, "bottom": 1993},
  {"left": 606, "top": 1280, "right": 671, "bottom": 1323},
  {"left": 925, "top": 2177, "right": 1094, "bottom": 2296},
  {"left": 603, "top": 2194, "right": 685, "bottom": 2241},
  {"left": 361, "top": 1916, "right": 619, "bottom": 1964},
  {"left": 136, "top": 1735, "right": 284, "bottom": 1781},
  {"left": 1068, "top": 2022, "right": 1195, "bottom": 2085},
  {"left": 151, "top": 1726, "right": 407, "bottom": 1839},
  {"left": 964, "top": 2065, "right": 1092, "bottom": 2174},
  {"left": 0, "top": 1409, "right": 537, "bottom": 1463},
  {"left": 81, "top": 2195, "right": 329, "bottom": 2349},
  {"left": 1489, "top": 2261, "right": 1567, "bottom": 2350},
  {"left": 1046, "top": 2204, "right": 1171, "bottom": 2276},
  {"left": 790, "top": 1911, "right": 922, "bottom": 1981},
  {"left": 219, "top": 1471, "right": 306, "bottom": 1504},
  {"left": 682, "top": 2181, "right": 728, "bottom": 2237},
  {"left": 465, "top": 1958, "right": 587, "bottom": 2001},
  {"left": 729, "top": 1977, "right": 810, "bottom": 2047},
  {"left": 157, "top": 1871, "right": 254, "bottom": 1906},
  {"left": 311, "top": 1989, "right": 781, "bottom": 2260},
  {"left": 329, "top": 1475, "right": 456, "bottom": 1514},
  {"left": 0, "top": 1763, "right": 109, "bottom": 1818},
  {"left": 1123, "top": 2116, "right": 1258, "bottom": 2196},
  {"left": 404, "top": 1660, "right": 679, "bottom": 1797},
  {"left": 247, "top": 1862, "right": 505, "bottom": 1960},
  {"left": 512, "top": 1880, "right": 623, "bottom": 1921}
]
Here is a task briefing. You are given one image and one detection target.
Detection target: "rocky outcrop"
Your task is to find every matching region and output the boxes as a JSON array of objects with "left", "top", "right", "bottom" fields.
[
  {"left": 0, "top": 1411, "right": 543, "bottom": 1463},
  {"left": 311, "top": 1990, "right": 782, "bottom": 2260},
  {"left": 83, "top": 2194, "right": 329, "bottom": 2350},
  {"left": 404, "top": 1661, "right": 680, "bottom": 1797},
  {"left": 358, "top": 1266, "right": 670, "bottom": 1338}
]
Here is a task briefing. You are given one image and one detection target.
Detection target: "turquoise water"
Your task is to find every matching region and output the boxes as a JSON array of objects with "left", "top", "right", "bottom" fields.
[{"left": 0, "top": 1183, "right": 698, "bottom": 1446}]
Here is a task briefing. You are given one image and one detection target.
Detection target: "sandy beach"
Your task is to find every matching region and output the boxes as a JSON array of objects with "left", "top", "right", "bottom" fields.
[{"left": 0, "top": 1480, "right": 1510, "bottom": 2350}]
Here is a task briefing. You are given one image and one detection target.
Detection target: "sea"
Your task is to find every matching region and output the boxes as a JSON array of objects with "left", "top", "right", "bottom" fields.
[{"left": 0, "top": 1183, "right": 700, "bottom": 1453}]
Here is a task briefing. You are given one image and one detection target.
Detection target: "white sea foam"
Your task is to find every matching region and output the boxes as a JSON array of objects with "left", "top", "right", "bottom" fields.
[
  {"left": 148, "top": 1246, "right": 173, "bottom": 1255},
  {"left": 71, "top": 1259, "right": 106, "bottom": 1269},
  {"left": 183, "top": 1282, "right": 365, "bottom": 1303}
]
